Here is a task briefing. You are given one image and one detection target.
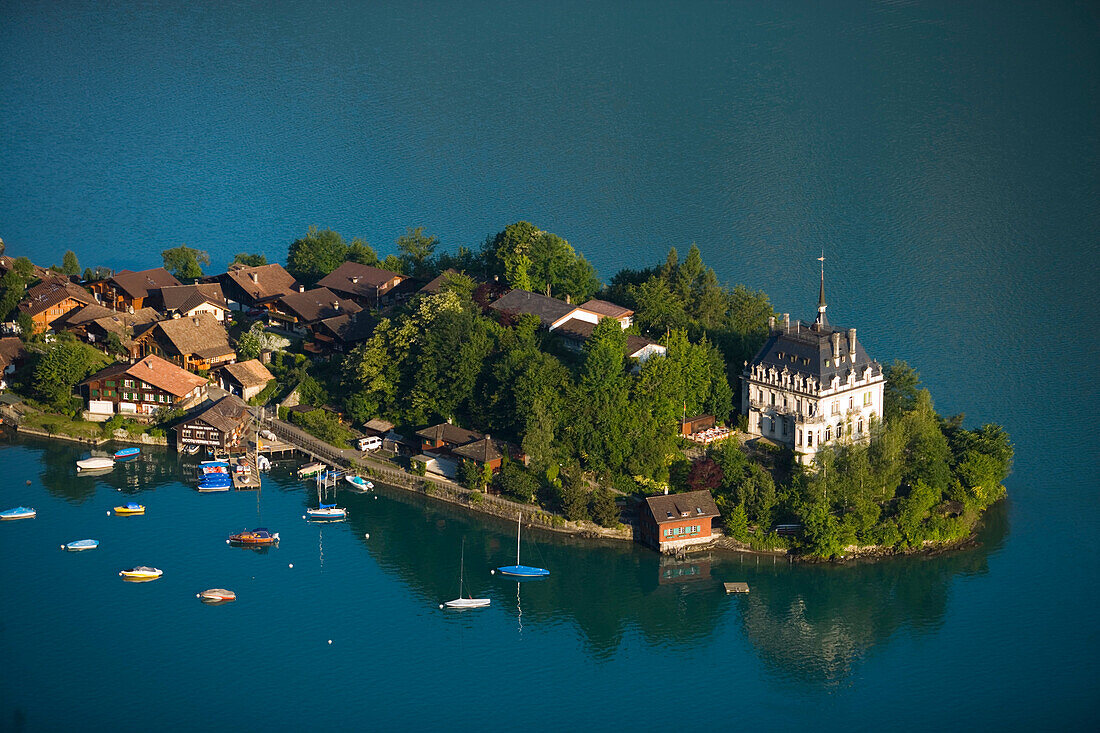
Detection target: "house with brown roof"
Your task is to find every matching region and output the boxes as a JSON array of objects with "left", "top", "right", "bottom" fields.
[
  {"left": 160, "top": 283, "right": 228, "bottom": 322},
  {"left": 550, "top": 317, "right": 667, "bottom": 367},
  {"left": 17, "top": 277, "right": 95, "bottom": 334},
  {"left": 173, "top": 395, "right": 252, "bottom": 451},
  {"left": 638, "top": 490, "right": 721, "bottom": 551},
  {"left": 417, "top": 269, "right": 459, "bottom": 296},
  {"left": 89, "top": 268, "right": 181, "bottom": 312},
  {"left": 317, "top": 261, "right": 408, "bottom": 308},
  {"left": 212, "top": 359, "right": 274, "bottom": 401},
  {"left": 414, "top": 421, "right": 513, "bottom": 476},
  {"left": 80, "top": 354, "right": 208, "bottom": 417},
  {"left": 130, "top": 313, "right": 236, "bottom": 371},
  {"left": 218, "top": 263, "right": 300, "bottom": 312},
  {"left": 274, "top": 287, "right": 362, "bottom": 335},
  {"left": 0, "top": 337, "right": 28, "bottom": 390},
  {"left": 579, "top": 299, "right": 634, "bottom": 328},
  {"left": 61, "top": 304, "right": 161, "bottom": 348},
  {"left": 311, "top": 311, "right": 376, "bottom": 352}
]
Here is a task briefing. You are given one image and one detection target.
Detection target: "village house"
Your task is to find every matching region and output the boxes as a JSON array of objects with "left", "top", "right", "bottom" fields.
[
  {"left": 172, "top": 394, "right": 252, "bottom": 451},
  {"left": 61, "top": 304, "right": 160, "bottom": 348},
  {"left": 212, "top": 359, "right": 274, "bottom": 401},
  {"left": 413, "top": 422, "right": 513, "bottom": 479},
  {"left": 638, "top": 489, "right": 721, "bottom": 551},
  {"left": 578, "top": 298, "right": 634, "bottom": 328},
  {"left": 0, "top": 254, "right": 51, "bottom": 281},
  {"left": 80, "top": 354, "right": 208, "bottom": 418},
  {"left": 273, "top": 287, "right": 361, "bottom": 336},
  {"left": 130, "top": 313, "right": 236, "bottom": 371},
  {"left": 0, "top": 337, "right": 28, "bottom": 390},
  {"left": 311, "top": 311, "right": 376, "bottom": 353},
  {"left": 417, "top": 269, "right": 459, "bottom": 296},
  {"left": 741, "top": 266, "right": 885, "bottom": 466},
  {"left": 317, "top": 261, "right": 408, "bottom": 309},
  {"left": 88, "top": 268, "right": 181, "bottom": 312},
  {"left": 551, "top": 318, "right": 666, "bottom": 366},
  {"left": 159, "top": 283, "right": 229, "bottom": 322},
  {"left": 17, "top": 277, "right": 95, "bottom": 334},
  {"left": 217, "top": 263, "right": 299, "bottom": 312}
]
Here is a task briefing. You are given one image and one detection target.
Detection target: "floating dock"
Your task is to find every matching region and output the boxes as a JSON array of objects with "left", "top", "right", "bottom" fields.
[{"left": 724, "top": 582, "right": 750, "bottom": 594}]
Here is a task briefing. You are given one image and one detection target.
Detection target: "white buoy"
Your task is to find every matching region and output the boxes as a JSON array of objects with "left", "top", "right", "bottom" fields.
[
  {"left": 225, "top": 539, "right": 230, "bottom": 544},
  {"left": 195, "top": 593, "right": 200, "bottom": 598},
  {"left": 490, "top": 569, "right": 495, "bottom": 575},
  {"left": 439, "top": 604, "right": 444, "bottom": 609},
  {"left": 106, "top": 511, "right": 111, "bottom": 516},
  {"left": 289, "top": 563, "right": 293, "bottom": 568},
  {"left": 59, "top": 545, "right": 64, "bottom": 550},
  {"left": 327, "top": 639, "right": 332, "bottom": 645},
  {"left": 364, "top": 533, "right": 370, "bottom": 539}
]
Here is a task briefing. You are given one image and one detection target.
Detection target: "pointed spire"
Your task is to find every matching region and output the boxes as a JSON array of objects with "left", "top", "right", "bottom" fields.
[{"left": 815, "top": 251, "right": 828, "bottom": 329}]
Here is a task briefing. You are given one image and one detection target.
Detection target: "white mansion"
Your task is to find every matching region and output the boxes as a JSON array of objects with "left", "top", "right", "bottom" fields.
[{"left": 741, "top": 267, "right": 885, "bottom": 466}]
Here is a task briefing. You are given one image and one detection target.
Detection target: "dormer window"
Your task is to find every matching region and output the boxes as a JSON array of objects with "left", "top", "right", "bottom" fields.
[{"left": 666, "top": 511, "right": 673, "bottom": 518}]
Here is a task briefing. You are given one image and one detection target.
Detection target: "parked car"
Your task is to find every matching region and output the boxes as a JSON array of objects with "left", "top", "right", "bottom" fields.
[{"left": 358, "top": 436, "right": 383, "bottom": 452}]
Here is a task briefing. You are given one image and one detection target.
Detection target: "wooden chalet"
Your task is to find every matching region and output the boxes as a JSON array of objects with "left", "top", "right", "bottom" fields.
[
  {"left": 61, "top": 304, "right": 160, "bottom": 348},
  {"left": 80, "top": 354, "right": 208, "bottom": 417},
  {"left": 130, "top": 313, "right": 236, "bottom": 371},
  {"left": 218, "top": 263, "right": 299, "bottom": 312},
  {"left": 213, "top": 359, "right": 274, "bottom": 401},
  {"left": 0, "top": 337, "right": 28, "bottom": 390},
  {"left": 17, "top": 278, "right": 94, "bottom": 334},
  {"left": 317, "top": 261, "right": 408, "bottom": 309},
  {"left": 173, "top": 395, "right": 251, "bottom": 451},
  {"left": 638, "top": 490, "right": 721, "bottom": 551},
  {"left": 159, "top": 283, "right": 228, "bottom": 322},
  {"left": 274, "top": 287, "right": 361, "bottom": 335},
  {"left": 88, "top": 268, "right": 181, "bottom": 312}
]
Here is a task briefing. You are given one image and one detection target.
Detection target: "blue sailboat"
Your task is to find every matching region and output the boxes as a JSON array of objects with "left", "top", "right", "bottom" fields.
[{"left": 497, "top": 514, "right": 549, "bottom": 578}]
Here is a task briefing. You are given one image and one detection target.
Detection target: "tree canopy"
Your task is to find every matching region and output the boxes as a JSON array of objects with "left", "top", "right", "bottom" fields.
[{"left": 161, "top": 245, "right": 210, "bottom": 280}]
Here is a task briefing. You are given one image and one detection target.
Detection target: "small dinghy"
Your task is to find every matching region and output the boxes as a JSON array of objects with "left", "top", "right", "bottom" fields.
[
  {"left": 197, "top": 588, "right": 236, "bottom": 603},
  {"left": 182, "top": 444, "right": 201, "bottom": 455},
  {"left": 227, "top": 528, "right": 280, "bottom": 546},
  {"left": 345, "top": 475, "right": 374, "bottom": 491},
  {"left": 77, "top": 457, "right": 115, "bottom": 471},
  {"left": 62, "top": 539, "right": 100, "bottom": 551},
  {"left": 113, "top": 447, "right": 140, "bottom": 460},
  {"left": 119, "top": 566, "right": 162, "bottom": 580},
  {"left": 113, "top": 503, "right": 145, "bottom": 515},
  {"left": 298, "top": 462, "right": 325, "bottom": 478},
  {"left": 1, "top": 506, "right": 36, "bottom": 520},
  {"left": 306, "top": 504, "right": 347, "bottom": 520}
]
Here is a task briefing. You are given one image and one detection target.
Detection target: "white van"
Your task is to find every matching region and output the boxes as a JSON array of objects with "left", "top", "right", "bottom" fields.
[{"left": 358, "top": 436, "right": 383, "bottom": 452}]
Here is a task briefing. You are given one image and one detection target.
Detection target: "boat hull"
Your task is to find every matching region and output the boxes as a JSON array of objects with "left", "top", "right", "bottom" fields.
[
  {"left": 444, "top": 598, "right": 491, "bottom": 609},
  {"left": 306, "top": 509, "right": 347, "bottom": 519},
  {"left": 198, "top": 589, "right": 236, "bottom": 602},
  {"left": 1, "top": 507, "right": 36, "bottom": 520},
  {"left": 64, "top": 539, "right": 99, "bottom": 551},
  {"left": 345, "top": 476, "right": 374, "bottom": 490},
  {"left": 77, "top": 458, "right": 115, "bottom": 471},
  {"left": 119, "top": 568, "right": 162, "bottom": 580},
  {"left": 113, "top": 505, "right": 145, "bottom": 515},
  {"left": 497, "top": 565, "right": 550, "bottom": 578}
]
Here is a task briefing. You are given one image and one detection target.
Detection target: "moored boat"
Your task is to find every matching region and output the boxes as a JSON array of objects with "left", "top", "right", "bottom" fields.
[
  {"left": 198, "top": 474, "right": 232, "bottom": 492},
  {"left": 227, "top": 528, "right": 279, "bottom": 545},
  {"left": 444, "top": 538, "right": 490, "bottom": 609},
  {"left": 113, "top": 503, "right": 145, "bottom": 515},
  {"left": 119, "top": 566, "right": 162, "bottom": 580},
  {"left": 1, "top": 506, "right": 36, "bottom": 520},
  {"left": 182, "top": 444, "right": 201, "bottom": 455},
  {"left": 497, "top": 515, "right": 550, "bottom": 578},
  {"left": 306, "top": 504, "right": 347, "bottom": 520},
  {"left": 298, "top": 462, "right": 325, "bottom": 478},
  {"left": 345, "top": 475, "right": 374, "bottom": 491},
  {"left": 77, "top": 457, "right": 115, "bottom": 471},
  {"left": 200, "top": 460, "right": 230, "bottom": 474},
  {"left": 62, "top": 538, "right": 100, "bottom": 551},
  {"left": 113, "top": 447, "right": 140, "bottom": 460},
  {"left": 197, "top": 588, "right": 236, "bottom": 602}
]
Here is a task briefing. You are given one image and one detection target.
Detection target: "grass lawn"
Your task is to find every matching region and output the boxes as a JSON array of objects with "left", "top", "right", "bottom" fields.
[{"left": 21, "top": 410, "right": 105, "bottom": 440}]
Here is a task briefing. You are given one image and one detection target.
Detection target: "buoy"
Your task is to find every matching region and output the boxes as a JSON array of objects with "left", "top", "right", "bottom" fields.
[
  {"left": 327, "top": 639, "right": 332, "bottom": 645},
  {"left": 490, "top": 569, "right": 495, "bottom": 575},
  {"left": 106, "top": 511, "right": 111, "bottom": 516},
  {"left": 439, "top": 604, "right": 444, "bottom": 609},
  {"left": 59, "top": 545, "right": 64, "bottom": 550},
  {"left": 225, "top": 539, "right": 230, "bottom": 544},
  {"left": 195, "top": 593, "right": 200, "bottom": 598},
  {"left": 289, "top": 563, "right": 293, "bottom": 568},
  {"left": 26, "top": 480, "right": 31, "bottom": 485},
  {"left": 364, "top": 533, "right": 370, "bottom": 539}
]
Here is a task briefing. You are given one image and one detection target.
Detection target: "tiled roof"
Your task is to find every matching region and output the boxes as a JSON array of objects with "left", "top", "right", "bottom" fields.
[
  {"left": 223, "top": 263, "right": 299, "bottom": 302},
  {"left": 83, "top": 355, "right": 207, "bottom": 397},
  {"left": 415, "top": 423, "right": 484, "bottom": 446},
  {"left": 452, "top": 437, "right": 503, "bottom": 463},
  {"left": 626, "top": 335, "right": 664, "bottom": 356},
  {"left": 580, "top": 298, "right": 633, "bottom": 319},
  {"left": 318, "top": 261, "right": 405, "bottom": 299},
  {"left": 182, "top": 395, "right": 251, "bottom": 434},
  {"left": 63, "top": 305, "right": 161, "bottom": 341},
  {"left": 489, "top": 289, "right": 577, "bottom": 327},
  {"left": 0, "top": 337, "right": 27, "bottom": 370},
  {"left": 644, "top": 490, "right": 720, "bottom": 524},
  {"left": 747, "top": 321, "right": 880, "bottom": 383},
  {"left": 18, "top": 279, "right": 94, "bottom": 317},
  {"left": 418, "top": 269, "right": 458, "bottom": 295},
  {"left": 160, "top": 283, "right": 227, "bottom": 314},
  {"left": 144, "top": 313, "right": 234, "bottom": 359},
  {"left": 217, "top": 359, "right": 274, "bottom": 389},
  {"left": 554, "top": 317, "right": 595, "bottom": 341},
  {"left": 278, "top": 288, "right": 362, "bottom": 323},
  {"left": 316, "top": 311, "right": 376, "bottom": 343},
  {"left": 109, "top": 268, "right": 182, "bottom": 299}
]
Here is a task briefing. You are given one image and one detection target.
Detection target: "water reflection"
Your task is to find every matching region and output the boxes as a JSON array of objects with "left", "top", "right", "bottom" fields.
[{"left": 24, "top": 435, "right": 188, "bottom": 502}]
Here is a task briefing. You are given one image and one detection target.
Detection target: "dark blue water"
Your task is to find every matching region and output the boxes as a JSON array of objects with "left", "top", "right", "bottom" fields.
[{"left": 1, "top": 0, "right": 1098, "bottom": 728}]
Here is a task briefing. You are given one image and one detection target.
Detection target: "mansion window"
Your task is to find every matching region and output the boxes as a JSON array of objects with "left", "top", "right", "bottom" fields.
[
  {"left": 849, "top": 396, "right": 854, "bottom": 409},
  {"left": 770, "top": 392, "right": 775, "bottom": 406},
  {"left": 781, "top": 418, "right": 788, "bottom": 436},
  {"left": 825, "top": 426, "right": 832, "bottom": 442},
  {"left": 864, "top": 392, "right": 872, "bottom": 405},
  {"left": 832, "top": 401, "right": 839, "bottom": 415},
  {"left": 858, "top": 419, "right": 864, "bottom": 434},
  {"left": 808, "top": 403, "right": 815, "bottom": 416},
  {"left": 806, "top": 432, "right": 813, "bottom": 447},
  {"left": 797, "top": 430, "right": 802, "bottom": 447}
]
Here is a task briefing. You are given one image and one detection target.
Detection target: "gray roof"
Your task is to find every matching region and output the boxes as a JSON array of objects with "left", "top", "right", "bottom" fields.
[
  {"left": 489, "top": 289, "right": 576, "bottom": 327},
  {"left": 747, "top": 320, "right": 880, "bottom": 382},
  {"left": 644, "top": 490, "right": 720, "bottom": 524},
  {"left": 318, "top": 261, "right": 405, "bottom": 300},
  {"left": 177, "top": 395, "right": 251, "bottom": 434},
  {"left": 277, "top": 288, "right": 362, "bottom": 323},
  {"left": 109, "top": 268, "right": 182, "bottom": 299},
  {"left": 160, "top": 284, "right": 227, "bottom": 314}
]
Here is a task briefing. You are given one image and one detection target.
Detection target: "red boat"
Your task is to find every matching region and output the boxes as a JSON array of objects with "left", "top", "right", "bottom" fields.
[{"left": 226, "top": 527, "right": 280, "bottom": 545}]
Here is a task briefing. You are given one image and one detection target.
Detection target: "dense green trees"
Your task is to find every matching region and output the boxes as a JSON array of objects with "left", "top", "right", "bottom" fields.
[
  {"left": 61, "top": 250, "right": 80, "bottom": 276},
  {"left": 33, "top": 340, "right": 110, "bottom": 412},
  {"left": 232, "top": 253, "right": 267, "bottom": 267},
  {"left": 287, "top": 227, "right": 351, "bottom": 286},
  {"left": 483, "top": 222, "right": 600, "bottom": 303},
  {"left": 161, "top": 245, "right": 210, "bottom": 280}
]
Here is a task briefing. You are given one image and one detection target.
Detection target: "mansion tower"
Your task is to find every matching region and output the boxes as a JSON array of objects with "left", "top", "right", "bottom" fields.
[{"left": 741, "top": 263, "right": 885, "bottom": 466}]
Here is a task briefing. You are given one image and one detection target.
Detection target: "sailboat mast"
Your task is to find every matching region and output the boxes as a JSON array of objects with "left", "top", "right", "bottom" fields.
[
  {"left": 459, "top": 538, "right": 465, "bottom": 598},
  {"left": 516, "top": 514, "right": 521, "bottom": 566}
]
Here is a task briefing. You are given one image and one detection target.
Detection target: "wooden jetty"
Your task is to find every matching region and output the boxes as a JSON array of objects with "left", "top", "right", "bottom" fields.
[{"left": 724, "top": 582, "right": 750, "bottom": 594}]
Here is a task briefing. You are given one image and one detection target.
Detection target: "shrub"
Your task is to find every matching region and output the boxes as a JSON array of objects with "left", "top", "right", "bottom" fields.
[{"left": 589, "top": 488, "right": 620, "bottom": 527}]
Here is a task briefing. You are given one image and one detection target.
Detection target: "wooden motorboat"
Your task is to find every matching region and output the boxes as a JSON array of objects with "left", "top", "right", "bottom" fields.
[
  {"left": 297, "top": 462, "right": 325, "bottom": 478},
  {"left": 197, "top": 588, "right": 236, "bottom": 602},
  {"left": 1, "top": 506, "right": 36, "bottom": 520},
  {"left": 77, "top": 457, "right": 115, "bottom": 471},
  {"left": 227, "top": 528, "right": 280, "bottom": 545},
  {"left": 119, "top": 566, "right": 162, "bottom": 580},
  {"left": 62, "top": 539, "right": 99, "bottom": 551},
  {"left": 182, "top": 443, "right": 201, "bottom": 455},
  {"left": 113, "top": 503, "right": 145, "bottom": 515}
]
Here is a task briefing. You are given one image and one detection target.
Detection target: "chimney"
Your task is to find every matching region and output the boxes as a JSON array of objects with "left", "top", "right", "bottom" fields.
[
  {"left": 847, "top": 328, "right": 856, "bottom": 357},
  {"left": 298, "top": 285, "right": 305, "bottom": 293},
  {"left": 831, "top": 332, "right": 841, "bottom": 359},
  {"left": 332, "top": 301, "right": 340, "bottom": 311},
  {"left": 783, "top": 313, "right": 790, "bottom": 333},
  {"left": 351, "top": 276, "right": 359, "bottom": 284},
  {"left": 565, "top": 294, "right": 571, "bottom": 305},
  {"left": 664, "top": 486, "right": 669, "bottom": 495},
  {"left": 249, "top": 272, "right": 258, "bottom": 283},
  {"left": 145, "top": 359, "right": 153, "bottom": 370},
  {"left": 192, "top": 317, "right": 199, "bottom": 325},
  {"left": 768, "top": 315, "right": 775, "bottom": 331}
]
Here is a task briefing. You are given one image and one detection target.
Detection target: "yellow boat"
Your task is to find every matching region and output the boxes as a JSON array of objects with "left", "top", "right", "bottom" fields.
[
  {"left": 119, "top": 566, "right": 162, "bottom": 580},
  {"left": 113, "top": 503, "right": 145, "bottom": 515}
]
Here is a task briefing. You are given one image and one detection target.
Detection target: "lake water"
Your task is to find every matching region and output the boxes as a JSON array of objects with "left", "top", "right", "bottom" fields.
[{"left": 1, "top": 0, "right": 1098, "bottom": 729}]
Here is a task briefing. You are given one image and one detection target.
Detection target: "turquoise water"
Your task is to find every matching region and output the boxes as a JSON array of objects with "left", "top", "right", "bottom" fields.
[{"left": 1, "top": 0, "right": 1098, "bottom": 728}]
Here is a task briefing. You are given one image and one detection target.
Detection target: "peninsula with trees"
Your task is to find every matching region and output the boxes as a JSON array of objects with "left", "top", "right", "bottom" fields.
[{"left": 0, "top": 224, "right": 1013, "bottom": 560}]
